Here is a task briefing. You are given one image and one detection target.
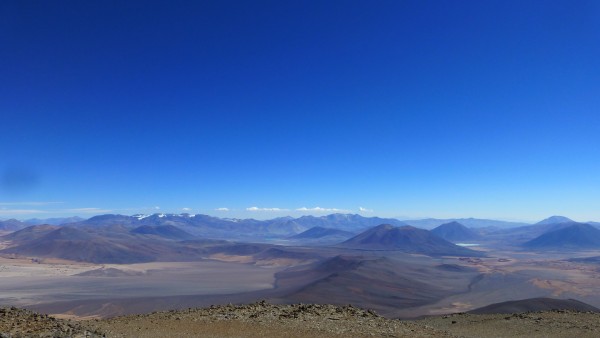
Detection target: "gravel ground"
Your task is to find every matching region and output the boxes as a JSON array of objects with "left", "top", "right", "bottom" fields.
[
  {"left": 3, "top": 302, "right": 600, "bottom": 337},
  {"left": 417, "top": 310, "right": 600, "bottom": 338},
  {"left": 90, "top": 302, "right": 451, "bottom": 338}
]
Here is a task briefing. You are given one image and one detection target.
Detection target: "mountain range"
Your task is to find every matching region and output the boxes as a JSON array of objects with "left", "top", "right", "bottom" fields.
[
  {"left": 4, "top": 212, "right": 600, "bottom": 322},
  {"left": 399, "top": 218, "right": 529, "bottom": 229},
  {"left": 56, "top": 213, "right": 407, "bottom": 240},
  {"left": 0, "top": 220, "right": 485, "bottom": 264},
  {"left": 4, "top": 213, "right": 596, "bottom": 238}
]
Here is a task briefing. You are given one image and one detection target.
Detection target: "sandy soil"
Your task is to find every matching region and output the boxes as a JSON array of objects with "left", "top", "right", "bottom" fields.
[
  {"left": 0, "top": 258, "right": 280, "bottom": 308},
  {"left": 418, "top": 310, "right": 600, "bottom": 338}
]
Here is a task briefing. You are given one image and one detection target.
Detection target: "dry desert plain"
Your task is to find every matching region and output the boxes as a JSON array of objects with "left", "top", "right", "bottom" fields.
[{"left": 2, "top": 237, "right": 600, "bottom": 320}]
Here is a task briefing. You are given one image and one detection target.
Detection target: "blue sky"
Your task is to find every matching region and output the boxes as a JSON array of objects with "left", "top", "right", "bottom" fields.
[{"left": 1, "top": 1, "right": 599, "bottom": 222}]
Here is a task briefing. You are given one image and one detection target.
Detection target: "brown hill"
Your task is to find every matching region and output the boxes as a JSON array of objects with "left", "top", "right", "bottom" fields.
[
  {"left": 1, "top": 227, "right": 156, "bottom": 263},
  {"left": 274, "top": 255, "right": 478, "bottom": 315},
  {"left": 1, "top": 226, "right": 168, "bottom": 264},
  {"left": 1, "top": 224, "right": 58, "bottom": 242},
  {"left": 468, "top": 297, "right": 600, "bottom": 314}
]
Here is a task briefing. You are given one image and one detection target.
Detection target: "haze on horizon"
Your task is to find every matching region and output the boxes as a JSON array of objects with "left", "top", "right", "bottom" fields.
[{"left": 1, "top": 1, "right": 599, "bottom": 222}]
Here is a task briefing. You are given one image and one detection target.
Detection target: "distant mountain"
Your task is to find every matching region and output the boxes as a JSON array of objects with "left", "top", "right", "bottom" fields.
[
  {"left": 523, "top": 223, "right": 600, "bottom": 249},
  {"left": 1, "top": 224, "right": 59, "bottom": 242},
  {"left": 290, "top": 227, "right": 355, "bottom": 240},
  {"left": 340, "top": 224, "right": 482, "bottom": 256},
  {"left": 261, "top": 214, "right": 406, "bottom": 236},
  {"left": 535, "top": 216, "right": 575, "bottom": 225},
  {"left": 2, "top": 222, "right": 303, "bottom": 264},
  {"left": 0, "top": 219, "right": 28, "bottom": 231},
  {"left": 68, "top": 213, "right": 290, "bottom": 239},
  {"left": 290, "top": 214, "right": 405, "bottom": 232},
  {"left": 484, "top": 219, "right": 583, "bottom": 244},
  {"left": 0, "top": 226, "right": 154, "bottom": 263},
  {"left": 72, "top": 214, "right": 144, "bottom": 227},
  {"left": 0, "top": 225, "right": 205, "bottom": 264},
  {"left": 24, "top": 216, "right": 85, "bottom": 226},
  {"left": 430, "top": 222, "right": 480, "bottom": 242},
  {"left": 402, "top": 218, "right": 528, "bottom": 229},
  {"left": 469, "top": 297, "right": 599, "bottom": 314},
  {"left": 64, "top": 213, "right": 406, "bottom": 240},
  {"left": 131, "top": 225, "right": 195, "bottom": 240}
]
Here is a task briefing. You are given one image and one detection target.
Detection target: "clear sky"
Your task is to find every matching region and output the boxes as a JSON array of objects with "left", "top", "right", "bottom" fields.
[{"left": 1, "top": 1, "right": 599, "bottom": 222}]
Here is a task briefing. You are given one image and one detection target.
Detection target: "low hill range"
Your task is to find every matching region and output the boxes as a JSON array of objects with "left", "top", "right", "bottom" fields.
[
  {"left": 430, "top": 221, "right": 480, "bottom": 242},
  {"left": 340, "top": 224, "right": 483, "bottom": 256},
  {"left": 523, "top": 223, "right": 600, "bottom": 249}
]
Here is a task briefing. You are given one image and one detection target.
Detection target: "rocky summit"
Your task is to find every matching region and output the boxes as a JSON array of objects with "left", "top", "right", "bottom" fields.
[{"left": 4, "top": 301, "right": 600, "bottom": 337}]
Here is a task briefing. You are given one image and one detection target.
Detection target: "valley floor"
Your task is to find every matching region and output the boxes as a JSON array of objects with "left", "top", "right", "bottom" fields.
[{"left": 4, "top": 247, "right": 600, "bottom": 319}]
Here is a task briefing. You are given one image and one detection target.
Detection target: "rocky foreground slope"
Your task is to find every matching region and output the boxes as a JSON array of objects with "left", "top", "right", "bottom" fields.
[
  {"left": 2, "top": 302, "right": 600, "bottom": 337},
  {"left": 0, "top": 307, "right": 102, "bottom": 337}
]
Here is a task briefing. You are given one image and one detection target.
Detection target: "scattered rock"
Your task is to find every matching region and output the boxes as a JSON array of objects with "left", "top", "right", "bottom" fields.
[{"left": 0, "top": 307, "right": 103, "bottom": 337}]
